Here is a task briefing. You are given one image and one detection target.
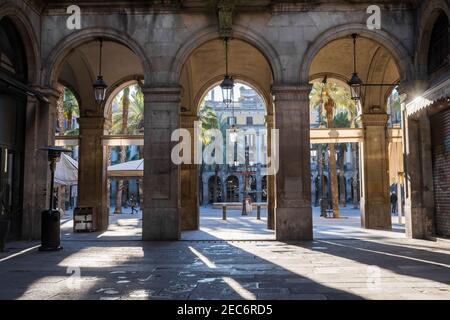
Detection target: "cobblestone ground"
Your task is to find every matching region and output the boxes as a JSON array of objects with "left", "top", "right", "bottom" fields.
[{"left": 0, "top": 207, "right": 449, "bottom": 300}]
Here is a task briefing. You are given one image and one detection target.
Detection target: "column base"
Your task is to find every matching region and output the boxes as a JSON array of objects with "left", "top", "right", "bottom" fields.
[
  {"left": 143, "top": 207, "right": 180, "bottom": 240},
  {"left": 361, "top": 198, "right": 392, "bottom": 230},
  {"left": 276, "top": 207, "right": 313, "bottom": 241},
  {"left": 181, "top": 206, "right": 199, "bottom": 231}
]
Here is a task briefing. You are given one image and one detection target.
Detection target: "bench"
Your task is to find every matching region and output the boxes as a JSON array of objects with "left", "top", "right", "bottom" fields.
[{"left": 213, "top": 202, "right": 268, "bottom": 220}]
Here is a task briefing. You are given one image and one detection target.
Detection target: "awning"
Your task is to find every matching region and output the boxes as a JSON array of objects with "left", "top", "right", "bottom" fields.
[
  {"left": 108, "top": 159, "right": 144, "bottom": 178},
  {"left": 406, "top": 78, "right": 450, "bottom": 116},
  {"left": 55, "top": 155, "right": 144, "bottom": 183},
  {"left": 55, "top": 153, "right": 78, "bottom": 186}
]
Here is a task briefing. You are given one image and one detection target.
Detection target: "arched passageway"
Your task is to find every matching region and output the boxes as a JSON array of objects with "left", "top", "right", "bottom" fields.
[
  {"left": 307, "top": 33, "right": 406, "bottom": 238},
  {"left": 50, "top": 36, "right": 146, "bottom": 233}
]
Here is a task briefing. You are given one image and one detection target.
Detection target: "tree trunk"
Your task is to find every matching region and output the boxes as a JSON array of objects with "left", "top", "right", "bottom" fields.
[
  {"left": 56, "top": 86, "right": 65, "bottom": 135},
  {"left": 316, "top": 144, "right": 323, "bottom": 207},
  {"left": 325, "top": 100, "right": 340, "bottom": 218},
  {"left": 114, "top": 87, "right": 130, "bottom": 214},
  {"left": 199, "top": 163, "right": 204, "bottom": 205},
  {"left": 351, "top": 143, "right": 359, "bottom": 209},
  {"left": 339, "top": 144, "right": 347, "bottom": 207}
]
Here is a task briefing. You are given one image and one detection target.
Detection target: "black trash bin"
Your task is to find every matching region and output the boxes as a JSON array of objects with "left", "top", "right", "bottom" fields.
[{"left": 40, "top": 210, "right": 62, "bottom": 251}]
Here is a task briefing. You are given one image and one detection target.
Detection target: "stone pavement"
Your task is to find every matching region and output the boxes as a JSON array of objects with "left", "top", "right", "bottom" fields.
[
  {"left": 1, "top": 207, "right": 449, "bottom": 300},
  {"left": 0, "top": 237, "right": 449, "bottom": 300},
  {"left": 60, "top": 206, "right": 406, "bottom": 241}
]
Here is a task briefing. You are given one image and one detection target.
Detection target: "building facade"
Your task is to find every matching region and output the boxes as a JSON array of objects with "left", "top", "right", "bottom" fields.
[{"left": 0, "top": 0, "right": 448, "bottom": 241}]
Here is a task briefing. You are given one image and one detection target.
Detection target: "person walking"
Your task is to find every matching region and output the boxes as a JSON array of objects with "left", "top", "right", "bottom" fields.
[
  {"left": 130, "top": 194, "right": 138, "bottom": 214},
  {"left": 390, "top": 192, "right": 398, "bottom": 214}
]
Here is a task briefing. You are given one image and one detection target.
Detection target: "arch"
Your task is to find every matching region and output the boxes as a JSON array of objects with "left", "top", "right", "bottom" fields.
[
  {"left": 171, "top": 25, "right": 283, "bottom": 84},
  {"left": 104, "top": 76, "right": 142, "bottom": 118},
  {"left": 194, "top": 76, "right": 271, "bottom": 116},
  {"left": 416, "top": 0, "right": 450, "bottom": 73},
  {"left": 0, "top": 3, "right": 40, "bottom": 84},
  {"left": 57, "top": 79, "right": 82, "bottom": 109},
  {"left": 300, "top": 23, "right": 412, "bottom": 84},
  {"left": 42, "top": 27, "right": 151, "bottom": 88},
  {"left": 309, "top": 72, "right": 351, "bottom": 86},
  {"left": 225, "top": 175, "right": 240, "bottom": 202},
  {"left": 208, "top": 175, "right": 223, "bottom": 203}
]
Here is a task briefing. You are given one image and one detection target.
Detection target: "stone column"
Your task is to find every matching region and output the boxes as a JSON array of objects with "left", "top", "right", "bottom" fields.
[
  {"left": 403, "top": 112, "right": 435, "bottom": 239},
  {"left": 77, "top": 116, "right": 109, "bottom": 231},
  {"left": 142, "top": 86, "right": 180, "bottom": 240},
  {"left": 266, "top": 115, "right": 276, "bottom": 230},
  {"left": 180, "top": 115, "right": 199, "bottom": 231},
  {"left": 272, "top": 85, "right": 313, "bottom": 240},
  {"left": 22, "top": 89, "right": 58, "bottom": 240},
  {"left": 359, "top": 113, "right": 391, "bottom": 230}
]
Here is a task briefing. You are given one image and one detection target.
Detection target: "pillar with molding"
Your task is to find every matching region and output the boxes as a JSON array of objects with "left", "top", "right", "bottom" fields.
[
  {"left": 266, "top": 115, "right": 276, "bottom": 230},
  {"left": 272, "top": 85, "right": 313, "bottom": 240},
  {"left": 359, "top": 113, "right": 392, "bottom": 230},
  {"left": 77, "top": 116, "right": 110, "bottom": 231},
  {"left": 22, "top": 89, "right": 58, "bottom": 240},
  {"left": 180, "top": 114, "right": 199, "bottom": 231},
  {"left": 142, "top": 86, "right": 181, "bottom": 240}
]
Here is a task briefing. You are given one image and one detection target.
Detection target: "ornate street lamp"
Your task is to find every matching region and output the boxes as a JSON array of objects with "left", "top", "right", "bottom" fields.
[
  {"left": 93, "top": 38, "right": 107, "bottom": 104},
  {"left": 220, "top": 38, "right": 239, "bottom": 144},
  {"left": 220, "top": 37, "right": 235, "bottom": 107},
  {"left": 348, "top": 34, "right": 363, "bottom": 101},
  {"left": 347, "top": 34, "right": 399, "bottom": 101}
]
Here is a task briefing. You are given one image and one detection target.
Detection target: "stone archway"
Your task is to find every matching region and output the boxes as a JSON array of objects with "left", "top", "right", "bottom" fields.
[
  {"left": 174, "top": 37, "right": 277, "bottom": 238},
  {"left": 306, "top": 31, "right": 404, "bottom": 231},
  {"left": 48, "top": 35, "right": 147, "bottom": 233}
]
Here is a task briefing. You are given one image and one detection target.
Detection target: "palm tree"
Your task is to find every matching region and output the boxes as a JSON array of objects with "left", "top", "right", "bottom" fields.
[
  {"left": 113, "top": 86, "right": 130, "bottom": 214},
  {"left": 310, "top": 81, "right": 356, "bottom": 218},
  {"left": 198, "top": 104, "right": 219, "bottom": 204},
  {"left": 63, "top": 88, "right": 80, "bottom": 136},
  {"left": 56, "top": 86, "right": 65, "bottom": 135},
  {"left": 333, "top": 111, "right": 351, "bottom": 207}
]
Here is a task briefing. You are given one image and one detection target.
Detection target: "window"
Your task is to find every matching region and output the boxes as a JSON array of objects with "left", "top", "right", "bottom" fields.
[
  {"left": 228, "top": 116, "right": 237, "bottom": 126},
  {"left": 246, "top": 117, "right": 253, "bottom": 125},
  {"left": 428, "top": 13, "right": 449, "bottom": 74}
]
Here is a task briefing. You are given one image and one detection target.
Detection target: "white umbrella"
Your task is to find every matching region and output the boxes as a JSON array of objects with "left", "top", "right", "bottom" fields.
[
  {"left": 55, "top": 153, "right": 78, "bottom": 186},
  {"left": 108, "top": 159, "right": 144, "bottom": 178}
]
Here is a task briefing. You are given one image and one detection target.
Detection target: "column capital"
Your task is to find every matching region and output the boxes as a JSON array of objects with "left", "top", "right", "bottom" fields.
[
  {"left": 360, "top": 113, "right": 389, "bottom": 127},
  {"left": 35, "top": 86, "right": 61, "bottom": 102},
  {"left": 78, "top": 116, "right": 107, "bottom": 130},
  {"left": 271, "top": 84, "right": 312, "bottom": 102},
  {"left": 265, "top": 114, "right": 274, "bottom": 127},
  {"left": 141, "top": 85, "right": 181, "bottom": 103},
  {"left": 181, "top": 115, "right": 199, "bottom": 128}
]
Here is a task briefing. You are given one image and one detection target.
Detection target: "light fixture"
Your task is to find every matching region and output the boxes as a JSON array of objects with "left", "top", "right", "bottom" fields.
[
  {"left": 348, "top": 34, "right": 363, "bottom": 101},
  {"left": 347, "top": 34, "right": 399, "bottom": 102},
  {"left": 220, "top": 37, "right": 235, "bottom": 107},
  {"left": 93, "top": 38, "right": 107, "bottom": 104},
  {"left": 220, "top": 37, "right": 239, "bottom": 145}
]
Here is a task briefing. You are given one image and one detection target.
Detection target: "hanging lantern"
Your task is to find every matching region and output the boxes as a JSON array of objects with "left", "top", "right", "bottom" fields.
[
  {"left": 220, "top": 75, "right": 235, "bottom": 107},
  {"left": 93, "top": 38, "right": 107, "bottom": 104},
  {"left": 348, "top": 72, "right": 363, "bottom": 101},
  {"left": 347, "top": 33, "right": 363, "bottom": 101},
  {"left": 93, "top": 76, "right": 107, "bottom": 104}
]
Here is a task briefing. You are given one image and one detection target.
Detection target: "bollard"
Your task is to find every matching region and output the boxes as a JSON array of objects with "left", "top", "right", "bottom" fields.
[
  {"left": 222, "top": 205, "right": 227, "bottom": 220},
  {"left": 257, "top": 205, "right": 261, "bottom": 220}
]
